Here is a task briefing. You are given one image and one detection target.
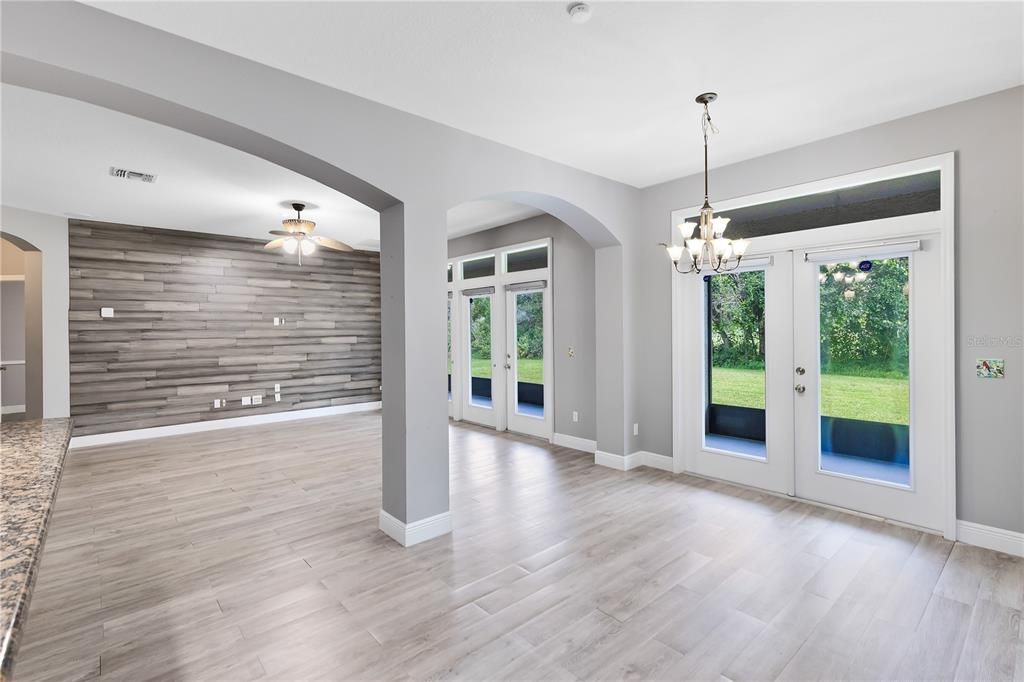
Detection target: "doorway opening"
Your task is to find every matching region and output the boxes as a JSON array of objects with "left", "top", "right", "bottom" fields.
[
  {"left": 0, "top": 235, "right": 43, "bottom": 421},
  {"left": 448, "top": 239, "right": 553, "bottom": 440}
]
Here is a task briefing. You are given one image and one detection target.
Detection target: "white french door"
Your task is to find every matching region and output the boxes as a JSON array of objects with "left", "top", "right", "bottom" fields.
[
  {"left": 461, "top": 288, "right": 502, "bottom": 429},
  {"left": 678, "top": 252, "right": 795, "bottom": 495},
  {"left": 450, "top": 239, "right": 554, "bottom": 441},
  {"left": 793, "top": 236, "right": 947, "bottom": 530},
  {"left": 505, "top": 283, "right": 553, "bottom": 439},
  {"left": 677, "top": 225, "right": 951, "bottom": 533}
]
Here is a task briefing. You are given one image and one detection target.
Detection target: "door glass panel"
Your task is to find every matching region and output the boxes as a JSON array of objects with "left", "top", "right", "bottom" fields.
[
  {"left": 447, "top": 296, "right": 452, "bottom": 402},
  {"left": 818, "top": 256, "right": 910, "bottom": 485},
  {"left": 468, "top": 295, "right": 492, "bottom": 408},
  {"left": 513, "top": 291, "right": 544, "bottom": 418},
  {"left": 705, "top": 270, "right": 767, "bottom": 458}
]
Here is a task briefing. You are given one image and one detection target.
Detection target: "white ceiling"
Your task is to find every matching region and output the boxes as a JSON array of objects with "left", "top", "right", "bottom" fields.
[
  {"left": 92, "top": 1, "right": 1023, "bottom": 188},
  {"left": 1, "top": 85, "right": 537, "bottom": 245}
]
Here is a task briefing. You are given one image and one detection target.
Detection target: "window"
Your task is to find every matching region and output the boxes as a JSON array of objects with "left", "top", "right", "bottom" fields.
[
  {"left": 506, "top": 246, "right": 548, "bottom": 273},
  {"left": 685, "top": 171, "right": 940, "bottom": 239},
  {"left": 462, "top": 255, "right": 495, "bottom": 280}
]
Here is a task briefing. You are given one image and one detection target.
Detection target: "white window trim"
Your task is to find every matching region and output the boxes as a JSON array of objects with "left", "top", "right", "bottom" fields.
[{"left": 669, "top": 151, "right": 956, "bottom": 540}]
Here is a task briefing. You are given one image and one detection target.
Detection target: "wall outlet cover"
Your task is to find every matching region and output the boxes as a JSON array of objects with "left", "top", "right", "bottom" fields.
[
  {"left": 275, "top": 393, "right": 281, "bottom": 402},
  {"left": 241, "top": 396, "right": 252, "bottom": 406},
  {"left": 572, "top": 410, "right": 579, "bottom": 422},
  {"left": 100, "top": 307, "right": 114, "bottom": 318},
  {"left": 253, "top": 394, "right": 263, "bottom": 405},
  {"left": 633, "top": 423, "right": 639, "bottom": 436}
]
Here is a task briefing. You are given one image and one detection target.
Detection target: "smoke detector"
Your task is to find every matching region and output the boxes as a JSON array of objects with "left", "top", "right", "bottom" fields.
[
  {"left": 566, "top": 2, "right": 591, "bottom": 23},
  {"left": 109, "top": 166, "right": 157, "bottom": 184}
]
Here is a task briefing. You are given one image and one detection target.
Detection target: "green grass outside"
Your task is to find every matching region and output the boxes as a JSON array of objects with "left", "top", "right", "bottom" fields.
[
  {"left": 470, "top": 356, "right": 543, "bottom": 383},
  {"left": 711, "top": 366, "right": 908, "bottom": 425}
]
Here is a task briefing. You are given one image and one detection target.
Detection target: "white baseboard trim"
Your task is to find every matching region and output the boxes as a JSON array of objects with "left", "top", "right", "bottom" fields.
[
  {"left": 595, "top": 450, "right": 674, "bottom": 472},
  {"left": 594, "top": 450, "right": 643, "bottom": 471},
  {"left": 378, "top": 509, "right": 452, "bottom": 547},
  {"left": 1, "top": 404, "right": 26, "bottom": 415},
  {"left": 957, "top": 520, "right": 1024, "bottom": 557},
  {"left": 552, "top": 432, "right": 597, "bottom": 454},
  {"left": 637, "top": 451, "right": 675, "bottom": 472},
  {"left": 69, "top": 401, "right": 382, "bottom": 449}
]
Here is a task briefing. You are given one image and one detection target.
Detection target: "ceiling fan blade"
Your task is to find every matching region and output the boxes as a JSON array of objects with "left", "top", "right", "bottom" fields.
[
  {"left": 269, "top": 229, "right": 294, "bottom": 236},
  {"left": 312, "top": 235, "right": 354, "bottom": 252},
  {"left": 264, "top": 238, "right": 288, "bottom": 250}
]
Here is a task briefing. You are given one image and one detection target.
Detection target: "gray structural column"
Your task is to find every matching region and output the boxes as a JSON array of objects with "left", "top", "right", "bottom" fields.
[
  {"left": 595, "top": 245, "right": 628, "bottom": 457},
  {"left": 379, "top": 201, "right": 451, "bottom": 545}
]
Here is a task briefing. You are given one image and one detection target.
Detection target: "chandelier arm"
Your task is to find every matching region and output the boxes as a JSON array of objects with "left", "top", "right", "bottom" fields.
[{"left": 673, "top": 259, "right": 696, "bottom": 275}]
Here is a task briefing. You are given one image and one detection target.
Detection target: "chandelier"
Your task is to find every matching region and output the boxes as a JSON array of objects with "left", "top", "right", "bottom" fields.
[{"left": 662, "top": 93, "right": 750, "bottom": 274}]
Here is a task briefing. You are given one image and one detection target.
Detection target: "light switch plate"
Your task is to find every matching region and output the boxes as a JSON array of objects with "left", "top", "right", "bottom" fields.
[
  {"left": 633, "top": 423, "right": 639, "bottom": 436},
  {"left": 273, "top": 317, "right": 281, "bottom": 326},
  {"left": 241, "top": 396, "right": 252, "bottom": 406},
  {"left": 275, "top": 393, "right": 281, "bottom": 402},
  {"left": 253, "top": 394, "right": 263, "bottom": 405},
  {"left": 572, "top": 410, "right": 579, "bottom": 423},
  {"left": 100, "top": 307, "right": 114, "bottom": 318}
]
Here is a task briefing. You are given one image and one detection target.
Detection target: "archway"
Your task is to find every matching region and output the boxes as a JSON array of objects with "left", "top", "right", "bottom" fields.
[{"left": 445, "top": 192, "right": 627, "bottom": 460}]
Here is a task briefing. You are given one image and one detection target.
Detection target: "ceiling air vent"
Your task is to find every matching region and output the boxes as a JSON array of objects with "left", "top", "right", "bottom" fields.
[{"left": 109, "top": 166, "right": 157, "bottom": 183}]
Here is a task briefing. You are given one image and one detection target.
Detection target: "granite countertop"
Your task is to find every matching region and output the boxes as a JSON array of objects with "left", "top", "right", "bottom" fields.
[{"left": 0, "top": 418, "right": 73, "bottom": 682}]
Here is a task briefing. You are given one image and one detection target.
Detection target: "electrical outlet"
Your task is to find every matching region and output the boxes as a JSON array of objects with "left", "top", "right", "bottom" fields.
[
  {"left": 253, "top": 394, "right": 263, "bottom": 405},
  {"left": 572, "top": 410, "right": 579, "bottom": 423},
  {"left": 274, "top": 384, "right": 280, "bottom": 392},
  {"left": 100, "top": 307, "right": 114, "bottom": 318},
  {"left": 273, "top": 317, "right": 282, "bottom": 326},
  {"left": 213, "top": 399, "right": 221, "bottom": 408},
  {"left": 633, "top": 423, "right": 639, "bottom": 436},
  {"left": 241, "top": 396, "right": 252, "bottom": 406},
  {"left": 274, "top": 392, "right": 281, "bottom": 402}
]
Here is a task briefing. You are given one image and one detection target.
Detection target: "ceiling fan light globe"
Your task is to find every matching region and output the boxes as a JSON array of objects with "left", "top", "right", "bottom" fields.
[
  {"left": 283, "top": 237, "right": 299, "bottom": 254},
  {"left": 300, "top": 239, "right": 317, "bottom": 256}
]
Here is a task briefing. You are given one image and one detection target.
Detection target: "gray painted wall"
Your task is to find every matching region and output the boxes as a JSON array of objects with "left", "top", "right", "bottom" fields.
[
  {"left": 633, "top": 86, "right": 1024, "bottom": 533},
  {"left": 448, "top": 214, "right": 596, "bottom": 443},
  {"left": 0, "top": 206, "right": 70, "bottom": 419}
]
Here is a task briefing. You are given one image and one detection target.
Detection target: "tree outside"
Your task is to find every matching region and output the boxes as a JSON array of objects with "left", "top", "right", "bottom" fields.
[{"left": 708, "top": 257, "right": 910, "bottom": 425}]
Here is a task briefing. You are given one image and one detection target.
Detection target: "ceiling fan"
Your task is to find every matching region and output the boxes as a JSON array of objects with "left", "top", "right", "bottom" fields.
[{"left": 264, "top": 202, "right": 352, "bottom": 262}]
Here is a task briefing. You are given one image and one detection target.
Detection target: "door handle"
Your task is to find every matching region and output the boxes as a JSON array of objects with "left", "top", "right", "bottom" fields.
[{"left": 794, "top": 384, "right": 806, "bottom": 394}]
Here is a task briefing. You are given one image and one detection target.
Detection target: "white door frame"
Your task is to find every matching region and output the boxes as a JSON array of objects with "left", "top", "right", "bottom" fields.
[
  {"left": 449, "top": 239, "right": 554, "bottom": 441},
  {"left": 671, "top": 152, "right": 956, "bottom": 539}
]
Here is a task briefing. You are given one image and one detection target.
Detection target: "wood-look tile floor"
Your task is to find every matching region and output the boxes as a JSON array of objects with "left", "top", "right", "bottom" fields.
[{"left": 17, "top": 412, "right": 1023, "bottom": 681}]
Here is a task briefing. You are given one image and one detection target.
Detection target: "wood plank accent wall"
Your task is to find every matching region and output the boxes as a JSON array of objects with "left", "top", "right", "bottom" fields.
[{"left": 68, "top": 220, "right": 381, "bottom": 436}]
